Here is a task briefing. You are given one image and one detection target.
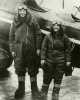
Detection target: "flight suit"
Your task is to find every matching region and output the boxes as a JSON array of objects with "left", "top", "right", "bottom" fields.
[
  {"left": 41, "top": 33, "right": 71, "bottom": 100},
  {"left": 9, "top": 12, "right": 41, "bottom": 98}
]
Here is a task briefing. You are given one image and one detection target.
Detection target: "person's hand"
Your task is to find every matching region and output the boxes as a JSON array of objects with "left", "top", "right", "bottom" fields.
[
  {"left": 37, "top": 49, "right": 40, "bottom": 56},
  {"left": 66, "top": 62, "right": 71, "bottom": 66},
  {"left": 41, "top": 60, "right": 45, "bottom": 66},
  {"left": 11, "top": 52, "right": 15, "bottom": 57}
]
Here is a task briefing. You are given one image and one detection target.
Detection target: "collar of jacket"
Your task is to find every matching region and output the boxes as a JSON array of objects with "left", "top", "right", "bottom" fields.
[{"left": 14, "top": 11, "right": 33, "bottom": 27}]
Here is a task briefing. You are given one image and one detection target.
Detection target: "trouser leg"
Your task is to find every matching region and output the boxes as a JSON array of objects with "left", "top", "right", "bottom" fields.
[
  {"left": 14, "top": 59, "right": 26, "bottom": 99},
  {"left": 15, "top": 75, "right": 25, "bottom": 99},
  {"left": 52, "top": 70, "right": 64, "bottom": 100},
  {"left": 30, "top": 75, "right": 40, "bottom": 97},
  {"left": 41, "top": 84, "right": 49, "bottom": 96},
  {"left": 28, "top": 54, "right": 40, "bottom": 97},
  {"left": 52, "top": 84, "right": 60, "bottom": 100},
  {"left": 41, "top": 70, "right": 52, "bottom": 96},
  {"left": 14, "top": 58, "right": 26, "bottom": 98}
]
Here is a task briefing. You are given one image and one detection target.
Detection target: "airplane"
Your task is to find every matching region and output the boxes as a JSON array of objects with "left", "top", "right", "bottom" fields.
[
  {"left": 0, "top": 0, "right": 80, "bottom": 73},
  {"left": 23, "top": 0, "right": 80, "bottom": 68}
]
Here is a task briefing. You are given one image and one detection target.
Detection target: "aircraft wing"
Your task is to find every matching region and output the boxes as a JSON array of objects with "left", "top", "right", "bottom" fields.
[
  {"left": 0, "top": 0, "right": 80, "bottom": 68},
  {"left": 31, "top": 9, "right": 80, "bottom": 41}
]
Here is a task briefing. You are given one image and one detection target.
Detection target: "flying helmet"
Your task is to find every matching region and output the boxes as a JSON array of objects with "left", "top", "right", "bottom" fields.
[
  {"left": 15, "top": 3, "right": 28, "bottom": 13},
  {"left": 52, "top": 20, "right": 62, "bottom": 26}
]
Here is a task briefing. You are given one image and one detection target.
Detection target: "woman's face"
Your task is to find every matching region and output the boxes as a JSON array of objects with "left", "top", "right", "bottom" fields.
[
  {"left": 18, "top": 8, "right": 27, "bottom": 17},
  {"left": 52, "top": 23, "right": 60, "bottom": 32}
]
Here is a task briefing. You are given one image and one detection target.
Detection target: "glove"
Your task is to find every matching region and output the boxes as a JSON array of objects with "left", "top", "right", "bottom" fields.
[
  {"left": 11, "top": 52, "right": 15, "bottom": 58},
  {"left": 41, "top": 60, "right": 49, "bottom": 72},
  {"left": 66, "top": 62, "right": 71, "bottom": 66},
  {"left": 65, "top": 62, "right": 73, "bottom": 76},
  {"left": 41, "top": 60, "right": 45, "bottom": 66},
  {"left": 37, "top": 49, "right": 40, "bottom": 56}
]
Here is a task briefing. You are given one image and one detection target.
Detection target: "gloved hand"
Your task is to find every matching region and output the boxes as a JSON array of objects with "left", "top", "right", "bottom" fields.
[
  {"left": 41, "top": 60, "right": 45, "bottom": 66},
  {"left": 11, "top": 52, "right": 15, "bottom": 58},
  {"left": 65, "top": 61, "right": 73, "bottom": 76},
  {"left": 37, "top": 49, "right": 40, "bottom": 56},
  {"left": 66, "top": 62, "right": 71, "bottom": 66}
]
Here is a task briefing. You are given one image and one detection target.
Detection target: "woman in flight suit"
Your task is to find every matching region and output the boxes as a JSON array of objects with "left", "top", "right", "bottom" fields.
[{"left": 41, "top": 21, "right": 72, "bottom": 100}]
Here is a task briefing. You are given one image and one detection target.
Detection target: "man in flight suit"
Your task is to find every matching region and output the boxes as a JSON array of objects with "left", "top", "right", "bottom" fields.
[{"left": 9, "top": 3, "right": 41, "bottom": 98}]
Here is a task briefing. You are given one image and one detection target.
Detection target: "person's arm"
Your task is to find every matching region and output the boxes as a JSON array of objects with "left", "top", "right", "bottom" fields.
[
  {"left": 41, "top": 35, "right": 48, "bottom": 61},
  {"left": 64, "top": 35, "right": 72, "bottom": 65},
  {"left": 9, "top": 19, "right": 16, "bottom": 53},
  {"left": 33, "top": 17, "right": 42, "bottom": 55}
]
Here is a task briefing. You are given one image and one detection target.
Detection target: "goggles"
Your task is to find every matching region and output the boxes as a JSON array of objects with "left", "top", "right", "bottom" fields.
[
  {"left": 17, "top": 4, "right": 28, "bottom": 11},
  {"left": 52, "top": 20, "right": 61, "bottom": 25}
]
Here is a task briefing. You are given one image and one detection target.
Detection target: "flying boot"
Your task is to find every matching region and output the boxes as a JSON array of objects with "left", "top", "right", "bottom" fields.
[
  {"left": 30, "top": 76, "right": 40, "bottom": 97},
  {"left": 52, "top": 84, "right": 60, "bottom": 100},
  {"left": 15, "top": 76, "right": 25, "bottom": 99},
  {"left": 40, "top": 83, "right": 49, "bottom": 100}
]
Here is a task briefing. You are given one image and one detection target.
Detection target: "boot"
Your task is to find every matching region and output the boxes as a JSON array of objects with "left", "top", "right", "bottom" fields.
[
  {"left": 52, "top": 93, "right": 59, "bottom": 100},
  {"left": 40, "top": 84, "right": 49, "bottom": 98},
  {"left": 30, "top": 76, "right": 40, "bottom": 97},
  {"left": 15, "top": 76, "right": 25, "bottom": 99},
  {"left": 0, "top": 69, "right": 10, "bottom": 78},
  {"left": 52, "top": 86, "right": 60, "bottom": 100}
]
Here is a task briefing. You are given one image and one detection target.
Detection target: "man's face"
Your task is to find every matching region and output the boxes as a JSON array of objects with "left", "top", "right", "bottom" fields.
[{"left": 18, "top": 8, "right": 27, "bottom": 18}]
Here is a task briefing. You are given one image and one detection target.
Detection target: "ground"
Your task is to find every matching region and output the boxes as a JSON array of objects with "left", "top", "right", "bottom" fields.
[{"left": 0, "top": 62, "right": 80, "bottom": 100}]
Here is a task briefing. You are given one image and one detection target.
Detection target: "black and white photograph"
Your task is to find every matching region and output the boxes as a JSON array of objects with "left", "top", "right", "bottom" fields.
[{"left": 0, "top": 0, "right": 80, "bottom": 100}]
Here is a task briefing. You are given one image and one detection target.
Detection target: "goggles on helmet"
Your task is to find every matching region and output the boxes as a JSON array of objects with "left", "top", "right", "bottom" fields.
[
  {"left": 52, "top": 20, "right": 61, "bottom": 26},
  {"left": 17, "top": 4, "right": 28, "bottom": 11}
]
